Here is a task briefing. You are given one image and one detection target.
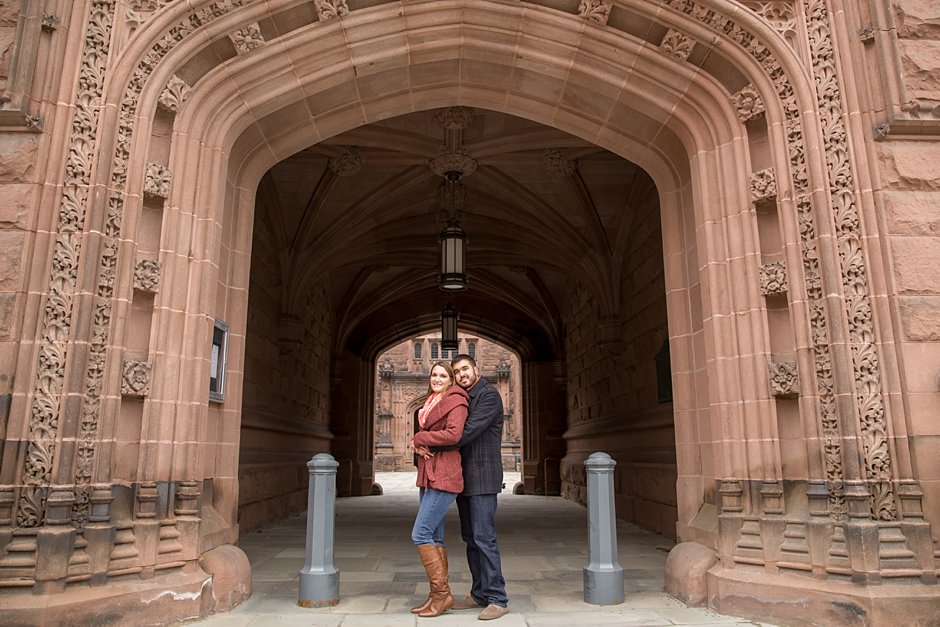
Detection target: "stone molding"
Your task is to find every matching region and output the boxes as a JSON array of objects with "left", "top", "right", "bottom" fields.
[
  {"left": 121, "top": 360, "right": 152, "bottom": 397},
  {"left": 759, "top": 261, "right": 788, "bottom": 296},
  {"left": 768, "top": 361, "right": 799, "bottom": 398},
  {"left": 578, "top": 1, "right": 612, "bottom": 26}
]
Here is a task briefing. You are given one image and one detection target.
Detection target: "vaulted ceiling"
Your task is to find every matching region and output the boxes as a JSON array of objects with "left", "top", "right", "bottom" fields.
[{"left": 253, "top": 107, "right": 660, "bottom": 360}]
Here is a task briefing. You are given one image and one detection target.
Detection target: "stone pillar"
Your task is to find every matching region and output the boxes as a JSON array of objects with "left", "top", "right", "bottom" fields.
[
  {"left": 583, "top": 452, "right": 623, "bottom": 605},
  {"left": 298, "top": 453, "right": 339, "bottom": 607}
]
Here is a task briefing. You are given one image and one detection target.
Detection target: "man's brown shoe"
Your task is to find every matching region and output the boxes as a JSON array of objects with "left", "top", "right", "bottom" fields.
[
  {"left": 478, "top": 604, "right": 509, "bottom": 620},
  {"left": 452, "top": 594, "right": 484, "bottom": 610}
]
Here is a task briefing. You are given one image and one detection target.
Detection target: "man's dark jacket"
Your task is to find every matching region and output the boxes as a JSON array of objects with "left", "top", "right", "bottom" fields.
[{"left": 457, "top": 376, "right": 504, "bottom": 496}]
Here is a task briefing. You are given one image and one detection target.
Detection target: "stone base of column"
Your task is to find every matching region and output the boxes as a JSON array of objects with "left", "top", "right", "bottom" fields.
[
  {"left": 706, "top": 564, "right": 940, "bottom": 626},
  {"left": 298, "top": 568, "right": 339, "bottom": 607},
  {"left": 583, "top": 565, "right": 624, "bottom": 605}
]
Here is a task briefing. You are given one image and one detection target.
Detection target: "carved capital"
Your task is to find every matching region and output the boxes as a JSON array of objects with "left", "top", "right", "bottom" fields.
[
  {"left": 578, "top": 1, "right": 612, "bottom": 26},
  {"left": 315, "top": 0, "right": 349, "bottom": 21},
  {"left": 769, "top": 361, "right": 799, "bottom": 398},
  {"left": 328, "top": 146, "right": 362, "bottom": 177},
  {"left": 134, "top": 259, "right": 161, "bottom": 292},
  {"left": 543, "top": 149, "right": 576, "bottom": 178},
  {"left": 229, "top": 23, "right": 265, "bottom": 54},
  {"left": 750, "top": 167, "right": 777, "bottom": 201},
  {"left": 661, "top": 29, "right": 694, "bottom": 61},
  {"left": 759, "top": 261, "right": 788, "bottom": 295},
  {"left": 144, "top": 162, "right": 171, "bottom": 198},
  {"left": 731, "top": 84, "right": 766, "bottom": 122},
  {"left": 157, "top": 75, "right": 191, "bottom": 114},
  {"left": 122, "top": 360, "right": 152, "bottom": 397}
]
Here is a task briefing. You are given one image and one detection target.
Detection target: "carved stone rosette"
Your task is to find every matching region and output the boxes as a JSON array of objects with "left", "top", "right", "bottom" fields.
[
  {"left": 229, "top": 22, "right": 265, "bottom": 54},
  {"left": 732, "top": 85, "right": 766, "bottom": 122},
  {"left": 661, "top": 29, "right": 694, "bottom": 61},
  {"left": 144, "top": 162, "right": 171, "bottom": 198},
  {"left": 315, "top": 0, "right": 349, "bottom": 21},
  {"left": 134, "top": 259, "right": 161, "bottom": 292},
  {"left": 121, "top": 360, "right": 152, "bottom": 397},
  {"left": 158, "top": 75, "right": 191, "bottom": 114},
  {"left": 328, "top": 146, "right": 363, "bottom": 177},
  {"left": 578, "top": 0, "right": 612, "bottom": 26},
  {"left": 543, "top": 149, "right": 577, "bottom": 178},
  {"left": 769, "top": 362, "right": 799, "bottom": 398},
  {"left": 750, "top": 167, "right": 777, "bottom": 201},
  {"left": 760, "top": 261, "right": 788, "bottom": 296}
]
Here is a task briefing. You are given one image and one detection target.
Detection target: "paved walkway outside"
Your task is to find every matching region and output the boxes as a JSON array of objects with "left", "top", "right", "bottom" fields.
[{"left": 190, "top": 472, "right": 773, "bottom": 626}]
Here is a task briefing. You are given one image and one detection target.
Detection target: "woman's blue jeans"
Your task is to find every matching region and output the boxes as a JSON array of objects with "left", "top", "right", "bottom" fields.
[{"left": 411, "top": 487, "right": 457, "bottom": 546}]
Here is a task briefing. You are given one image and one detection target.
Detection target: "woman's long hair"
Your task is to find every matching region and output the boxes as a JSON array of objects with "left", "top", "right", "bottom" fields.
[{"left": 426, "top": 360, "right": 456, "bottom": 396}]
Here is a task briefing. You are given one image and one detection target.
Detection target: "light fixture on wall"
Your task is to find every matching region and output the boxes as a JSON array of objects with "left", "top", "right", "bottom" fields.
[
  {"left": 438, "top": 170, "right": 468, "bottom": 291},
  {"left": 441, "top": 303, "right": 458, "bottom": 351}
]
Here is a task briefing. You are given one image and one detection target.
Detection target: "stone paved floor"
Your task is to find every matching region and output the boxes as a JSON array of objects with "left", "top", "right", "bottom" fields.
[{"left": 188, "top": 472, "right": 774, "bottom": 626}]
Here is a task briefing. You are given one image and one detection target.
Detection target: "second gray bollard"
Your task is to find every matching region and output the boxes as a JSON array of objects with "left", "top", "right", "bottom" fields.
[
  {"left": 298, "top": 453, "right": 340, "bottom": 607},
  {"left": 583, "top": 451, "right": 624, "bottom": 605}
]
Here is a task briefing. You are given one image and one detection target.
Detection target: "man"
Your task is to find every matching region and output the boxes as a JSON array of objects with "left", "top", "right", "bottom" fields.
[{"left": 417, "top": 354, "right": 509, "bottom": 620}]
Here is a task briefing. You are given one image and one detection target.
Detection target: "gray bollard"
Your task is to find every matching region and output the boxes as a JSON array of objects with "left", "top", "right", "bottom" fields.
[
  {"left": 298, "top": 453, "right": 340, "bottom": 607},
  {"left": 583, "top": 451, "right": 624, "bottom": 605}
]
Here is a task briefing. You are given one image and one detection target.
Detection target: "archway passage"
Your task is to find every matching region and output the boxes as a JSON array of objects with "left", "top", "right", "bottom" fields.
[{"left": 238, "top": 107, "right": 670, "bottom": 537}]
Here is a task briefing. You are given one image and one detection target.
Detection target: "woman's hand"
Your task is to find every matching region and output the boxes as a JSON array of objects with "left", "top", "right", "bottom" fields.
[{"left": 410, "top": 438, "right": 433, "bottom": 459}]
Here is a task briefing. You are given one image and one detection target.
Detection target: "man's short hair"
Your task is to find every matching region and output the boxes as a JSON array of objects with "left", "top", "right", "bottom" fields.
[{"left": 451, "top": 354, "right": 476, "bottom": 368}]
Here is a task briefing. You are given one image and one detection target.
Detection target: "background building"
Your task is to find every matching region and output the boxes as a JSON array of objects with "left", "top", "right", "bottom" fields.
[{"left": 373, "top": 334, "right": 521, "bottom": 472}]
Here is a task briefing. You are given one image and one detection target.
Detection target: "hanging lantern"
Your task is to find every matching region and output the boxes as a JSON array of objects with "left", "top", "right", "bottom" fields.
[
  {"left": 439, "top": 222, "right": 468, "bottom": 291},
  {"left": 441, "top": 304, "right": 458, "bottom": 350}
]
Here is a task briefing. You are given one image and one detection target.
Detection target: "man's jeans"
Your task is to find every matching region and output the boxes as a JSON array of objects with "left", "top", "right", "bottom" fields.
[
  {"left": 412, "top": 487, "right": 457, "bottom": 545},
  {"left": 457, "top": 493, "right": 508, "bottom": 607}
]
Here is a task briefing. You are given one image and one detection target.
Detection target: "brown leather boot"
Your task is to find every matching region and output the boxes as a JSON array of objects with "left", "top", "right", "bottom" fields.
[
  {"left": 416, "top": 543, "right": 454, "bottom": 617},
  {"left": 411, "top": 544, "right": 447, "bottom": 613}
]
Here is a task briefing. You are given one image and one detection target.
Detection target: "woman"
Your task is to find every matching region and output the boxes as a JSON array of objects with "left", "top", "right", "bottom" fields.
[{"left": 409, "top": 361, "right": 468, "bottom": 618}]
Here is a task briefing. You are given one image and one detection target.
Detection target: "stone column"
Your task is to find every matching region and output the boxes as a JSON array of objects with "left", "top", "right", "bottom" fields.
[
  {"left": 583, "top": 452, "right": 623, "bottom": 605},
  {"left": 298, "top": 453, "right": 339, "bottom": 607}
]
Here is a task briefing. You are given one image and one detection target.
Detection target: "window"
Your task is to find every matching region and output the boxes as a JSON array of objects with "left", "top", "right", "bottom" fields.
[
  {"left": 468, "top": 342, "right": 476, "bottom": 360},
  {"left": 209, "top": 319, "right": 229, "bottom": 402},
  {"left": 431, "top": 342, "right": 439, "bottom": 359},
  {"left": 413, "top": 342, "right": 422, "bottom": 359}
]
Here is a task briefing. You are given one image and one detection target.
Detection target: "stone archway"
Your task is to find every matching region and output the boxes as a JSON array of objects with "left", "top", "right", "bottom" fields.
[{"left": 2, "top": 1, "right": 936, "bottom": 624}]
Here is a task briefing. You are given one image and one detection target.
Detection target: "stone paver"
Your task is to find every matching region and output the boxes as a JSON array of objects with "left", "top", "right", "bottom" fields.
[{"left": 187, "top": 472, "right": 775, "bottom": 626}]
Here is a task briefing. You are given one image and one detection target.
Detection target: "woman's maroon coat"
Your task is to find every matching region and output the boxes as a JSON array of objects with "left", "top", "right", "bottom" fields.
[{"left": 412, "top": 385, "right": 469, "bottom": 494}]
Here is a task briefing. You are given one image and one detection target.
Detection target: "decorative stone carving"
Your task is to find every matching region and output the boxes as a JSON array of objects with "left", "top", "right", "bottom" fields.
[
  {"left": 144, "top": 162, "right": 171, "bottom": 198},
  {"left": 741, "top": 1, "right": 798, "bottom": 43},
  {"left": 41, "top": 14, "right": 60, "bottom": 31},
  {"left": 429, "top": 146, "right": 478, "bottom": 177},
  {"left": 157, "top": 75, "right": 191, "bottom": 113},
  {"left": 328, "top": 146, "right": 362, "bottom": 177},
  {"left": 750, "top": 167, "right": 777, "bottom": 201},
  {"left": 660, "top": 29, "right": 694, "bottom": 61},
  {"left": 315, "top": 0, "right": 349, "bottom": 21},
  {"left": 578, "top": 1, "right": 612, "bottom": 26},
  {"left": 543, "top": 149, "right": 577, "bottom": 178},
  {"left": 133, "top": 259, "right": 161, "bottom": 292},
  {"left": 760, "top": 262, "right": 788, "bottom": 295},
  {"left": 900, "top": 99, "right": 940, "bottom": 120},
  {"left": 229, "top": 23, "right": 264, "bottom": 54},
  {"left": 121, "top": 360, "right": 152, "bottom": 397},
  {"left": 857, "top": 26, "right": 875, "bottom": 43},
  {"left": 769, "top": 362, "right": 799, "bottom": 398},
  {"left": 437, "top": 107, "right": 474, "bottom": 130},
  {"left": 731, "top": 84, "right": 766, "bottom": 122}
]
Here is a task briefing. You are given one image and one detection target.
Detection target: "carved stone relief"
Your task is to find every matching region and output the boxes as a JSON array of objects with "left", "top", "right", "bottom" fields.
[
  {"left": 144, "top": 163, "right": 171, "bottom": 198},
  {"left": 229, "top": 22, "right": 265, "bottom": 54},
  {"left": 750, "top": 168, "right": 777, "bottom": 201},
  {"left": 158, "top": 75, "right": 191, "bottom": 114},
  {"left": 121, "top": 360, "right": 152, "bottom": 397},
  {"left": 661, "top": 29, "right": 694, "bottom": 61},
  {"left": 437, "top": 106, "right": 474, "bottom": 130},
  {"left": 741, "top": 1, "right": 798, "bottom": 44},
  {"left": 769, "top": 362, "right": 799, "bottom": 397},
  {"left": 429, "top": 146, "right": 478, "bottom": 177},
  {"left": 41, "top": 14, "right": 60, "bottom": 31},
  {"left": 315, "top": 0, "right": 349, "bottom": 21},
  {"left": 732, "top": 85, "right": 766, "bottom": 122},
  {"left": 134, "top": 259, "right": 161, "bottom": 292},
  {"left": 760, "top": 261, "right": 788, "bottom": 295},
  {"left": 543, "top": 149, "right": 576, "bottom": 178},
  {"left": 328, "top": 146, "right": 363, "bottom": 177},
  {"left": 578, "top": 1, "right": 612, "bottom": 26}
]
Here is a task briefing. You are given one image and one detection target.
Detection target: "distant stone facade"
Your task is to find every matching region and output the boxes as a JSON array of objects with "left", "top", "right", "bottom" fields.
[{"left": 373, "top": 334, "right": 521, "bottom": 471}]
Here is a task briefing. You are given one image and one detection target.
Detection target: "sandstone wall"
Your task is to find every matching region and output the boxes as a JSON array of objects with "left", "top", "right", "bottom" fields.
[{"left": 238, "top": 214, "right": 333, "bottom": 533}]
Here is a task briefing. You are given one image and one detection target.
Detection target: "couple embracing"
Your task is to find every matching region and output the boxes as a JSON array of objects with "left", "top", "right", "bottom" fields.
[{"left": 409, "top": 355, "right": 510, "bottom": 621}]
